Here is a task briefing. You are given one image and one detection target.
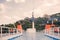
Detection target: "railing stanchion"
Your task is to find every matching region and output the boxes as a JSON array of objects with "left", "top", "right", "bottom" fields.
[
  {"left": 45, "top": 29, "right": 46, "bottom": 34},
  {"left": 53, "top": 28, "right": 54, "bottom": 35},
  {"left": 1, "top": 26, "right": 2, "bottom": 38},
  {"left": 9, "top": 28, "right": 10, "bottom": 36},
  {"left": 58, "top": 28, "right": 59, "bottom": 36}
]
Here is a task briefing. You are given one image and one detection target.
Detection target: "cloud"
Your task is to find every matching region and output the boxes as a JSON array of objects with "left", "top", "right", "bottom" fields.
[
  {"left": 0, "top": 15, "right": 20, "bottom": 24},
  {"left": 0, "top": 3, "right": 5, "bottom": 13},
  {"left": 53, "top": 0, "right": 59, "bottom": 4},
  {"left": 3, "top": 15, "right": 12, "bottom": 20},
  {"left": 43, "top": 0, "right": 60, "bottom": 7},
  {"left": 12, "top": 16, "right": 21, "bottom": 20},
  {"left": 14, "top": 0, "right": 25, "bottom": 3},
  {"left": 0, "top": 15, "right": 12, "bottom": 24},
  {"left": 6, "top": 0, "right": 25, "bottom": 3},
  {"left": 31, "top": 8, "right": 43, "bottom": 17},
  {"left": 6, "top": 0, "right": 12, "bottom": 2},
  {"left": 0, "top": 0, "right": 60, "bottom": 24},
  {"left": 0, "top": 0, "right": 6, "bottom": 3}
]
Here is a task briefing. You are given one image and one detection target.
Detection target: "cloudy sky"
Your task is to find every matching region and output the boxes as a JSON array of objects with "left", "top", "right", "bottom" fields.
[{"left": 0, "top": 0, "right": 60, "bottom": 24}]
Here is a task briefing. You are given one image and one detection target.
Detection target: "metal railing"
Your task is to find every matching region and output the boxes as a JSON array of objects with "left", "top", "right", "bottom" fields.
[
  {"left": 0, "top": 26, "right": 17, "bottom": 38},
  {"left": 45, "top": 27, "right": 60, "bottom": 37}
]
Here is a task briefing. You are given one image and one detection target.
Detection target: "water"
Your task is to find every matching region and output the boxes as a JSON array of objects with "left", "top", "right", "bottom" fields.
[{"left": 14, "top": 31, "right": 52, "bottom": 40}]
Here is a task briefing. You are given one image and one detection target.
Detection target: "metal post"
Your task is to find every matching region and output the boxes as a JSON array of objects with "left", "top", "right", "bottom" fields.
[
  {"left": 14, "top": 28, "right": 16, "bottom": 34},
  {"left": 52, "top": 20, "right": 53, "bottom": 25},
  {"left": 17, "top": 28, "right": 18, "bottom": 33},
  {"left": 45, "top": 29, "right": 46, "bottom": 34},
  {"left": 1, "top": 26, "right": 2, "bottom": 38},
  {"left": 13, "top": 23, "right": 17, "bottom": 34},
  {"left": 13, "top": 28, "right": 15, "bottom": 34},
  {"left": 52, "top": 20, "right": 54, "bottom": 35},
  {"left": 47, "top": 21, "right": 49, "bottom": 23},
  {"left": 49, "top": 28, "right": 51, "bottom": 34},
  {"left": 9, "top": 28, "right": 10, "bottom": 36},
  {"left": 58, "top": 27, "right": 59, "bottom": 36}
]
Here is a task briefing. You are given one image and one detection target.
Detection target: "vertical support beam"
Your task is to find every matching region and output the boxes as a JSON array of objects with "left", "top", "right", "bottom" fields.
[
  {"left": 58, "top": 28, "right": 59, "bottom": 36},
  {"left": 47, "top": 21, "right": 49, "bottom": 23},
  {"left": 17, "top": 29, "right": 18, "bottom": 33},
  {"left": 12, "top": 28, "right": 14, "bottom": 34},
  {"left": 9, "top": 28, "right": 10, "bottom": 36},
  {"left": 1, "top": 26, "right": 2, "bottom": 38},
  {"left": 52, "top": 20, "right": 53, "bottom": 25},
  {"left": 52, "top": 20, "right": 54, "bottom": 35},
  {"left": 13, "top": 28, "right": 15, "bottom": 34},
  {"left": 45, "top": 29, "right": 46, "bottom": 34}
]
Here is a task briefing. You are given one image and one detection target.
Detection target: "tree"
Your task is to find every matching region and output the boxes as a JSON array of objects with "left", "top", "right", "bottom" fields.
[{"left": 5, "top": 24, "right": 14, "bottom": 28}]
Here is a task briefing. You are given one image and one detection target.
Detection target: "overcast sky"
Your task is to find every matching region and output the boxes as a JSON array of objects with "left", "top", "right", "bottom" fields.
[{"left": 0, "top": 0, "right": 60, "bottom": 24}]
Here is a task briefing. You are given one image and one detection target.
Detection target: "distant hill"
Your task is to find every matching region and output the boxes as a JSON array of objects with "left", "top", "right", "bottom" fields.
[
  {"left": 49, "top": 13, "right": 60, "bottom": 26},
  {"left": 50, "top": 13, "right": 60, "bottom": 21}
]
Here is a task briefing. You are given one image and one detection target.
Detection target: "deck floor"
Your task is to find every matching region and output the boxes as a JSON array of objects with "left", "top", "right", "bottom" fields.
[
  {"left": 45, "top": 31, "right": 60, "bottom": 40},
  {"left": 0, "top": 33, "right": 22, "bottom": 40}
]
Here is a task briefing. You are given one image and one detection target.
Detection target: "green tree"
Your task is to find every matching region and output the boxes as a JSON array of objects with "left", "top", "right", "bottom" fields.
[{"left": 5, "top": 24, "right": 14, "bottom": 28}]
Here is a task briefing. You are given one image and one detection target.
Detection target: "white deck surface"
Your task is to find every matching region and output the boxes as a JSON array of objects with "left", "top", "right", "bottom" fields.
[
  {"left": 45, "top": 32, "right": 60, "bottom": 40},
  {"left": 0, "top": 33, "right": 22, "bottom": 40}
]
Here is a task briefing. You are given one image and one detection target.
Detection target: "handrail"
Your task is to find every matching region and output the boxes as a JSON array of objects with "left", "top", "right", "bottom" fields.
[
  {"left": 45, "top": 27, "right": 60, "bottom": 37},
  {"left": 0, "top": 26, "right": 17, "bottom": 38}
]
